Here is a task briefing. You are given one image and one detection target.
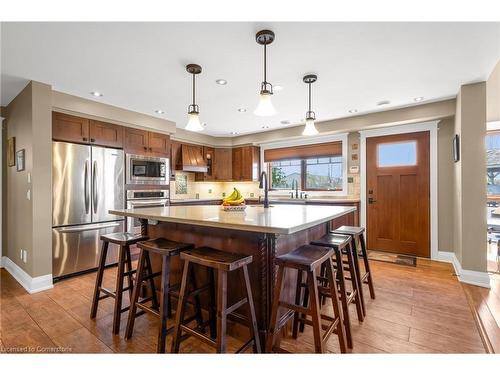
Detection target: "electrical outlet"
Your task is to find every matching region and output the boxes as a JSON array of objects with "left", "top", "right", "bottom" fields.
[
  {"left": 250, "top": 193, "right": 255, "bottom": 198},
  {"left": 208, "top": 188, "right": 212, "bottom": 194}
]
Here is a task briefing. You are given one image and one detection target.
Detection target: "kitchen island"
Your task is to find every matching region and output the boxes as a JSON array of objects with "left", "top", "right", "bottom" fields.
[{"left": 110, "top": 204, "right": 356, "bottom": 344}]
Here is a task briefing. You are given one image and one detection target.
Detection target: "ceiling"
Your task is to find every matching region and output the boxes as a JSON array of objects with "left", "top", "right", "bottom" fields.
[{"left": 1, "top": 22, "right": 499, "bottom": 136}]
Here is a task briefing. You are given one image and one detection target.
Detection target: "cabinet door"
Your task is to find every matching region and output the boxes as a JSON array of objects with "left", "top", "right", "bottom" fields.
[
  {"left": 170, "top": 140, "right": 182, "bottom": 171},
  {"left": 148, "top": 131, "right": 170, "bottom": 157},
  {"left": 89, "top": 120, "right": 123, "bottom": 148},
  {"left": 214, "top": 148, "right": 232, "bottom": 181},
  {"left": 52, "top": 112, "right": 90, "bottom": 144},
  {"left": 124, "top": 128, "right": 149, "bottom": 155},
  {"left": 232, "top": 147, "right": 243, "bottom": 180}
]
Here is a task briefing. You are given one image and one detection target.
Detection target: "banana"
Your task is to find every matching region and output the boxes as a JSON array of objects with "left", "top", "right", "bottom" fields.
[
  {"left": 223, "top": 188, "right": 238, "bottom": 203},
  {"left": 222, "top": 188, "right": 245, "bottom": 206},
  {"left": 228, "top": 197, "right": 245, "bottom": 206}
]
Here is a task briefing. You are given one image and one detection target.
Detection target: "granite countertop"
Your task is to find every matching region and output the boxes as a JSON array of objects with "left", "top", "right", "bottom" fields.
[{"left": 110, "top": 204, "right": 356, "bottom": 235}]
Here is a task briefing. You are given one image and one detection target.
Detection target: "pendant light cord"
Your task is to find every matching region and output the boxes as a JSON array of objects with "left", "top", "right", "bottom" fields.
[
  {"left": 263, "top": 43, "right": 267, "bottom": 84},
  {"left": 192, "top": 73, "right": 196, "bottom": 106},
  {"left": 308, "top": 82, "right": 312, "bottom": 112}
]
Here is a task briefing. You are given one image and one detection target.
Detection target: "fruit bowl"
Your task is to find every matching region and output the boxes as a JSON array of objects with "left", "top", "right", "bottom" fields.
[{"left": 221, "top": 204, "right": 247, "bottom": 212}]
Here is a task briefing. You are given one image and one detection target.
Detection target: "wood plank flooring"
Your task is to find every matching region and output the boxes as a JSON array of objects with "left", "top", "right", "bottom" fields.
[{"left": 0, "top": 258, "right": 487, "bottom": 353}]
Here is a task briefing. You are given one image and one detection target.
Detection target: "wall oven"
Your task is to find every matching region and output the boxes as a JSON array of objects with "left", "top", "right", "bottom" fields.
[
  {"left": 126, "top": 189, "right": 169, "bottom": 234},
  {"left": 126, "top": 154, "right": 169, "bottom": 185}
]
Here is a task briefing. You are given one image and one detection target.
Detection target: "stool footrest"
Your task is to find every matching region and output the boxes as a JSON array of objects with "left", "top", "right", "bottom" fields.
[
  {"left": 276, "top": 309, "right": 295, "bottom": 331},
  {"left": 180, "top": 324, "right": 216, "bottom": 348},
  {"left": 279, "top": 301, "right": 309, "bottom": 315},
  {"left": 136, "top": 302, "right": 160, "bottom": 318},
  {"left": 98, "top": 287, "right": 116, "bottom": 299},
  {"left": 235, "top": 338, "right": 256, "bottom": 354},
  {"left": 225, "top": 298, "right": 248, "bottom": 316}
]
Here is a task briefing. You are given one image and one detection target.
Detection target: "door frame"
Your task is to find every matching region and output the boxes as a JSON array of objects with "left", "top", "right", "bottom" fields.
[{"left": 360, "top": 121, "right": 439, "bottom": 260}]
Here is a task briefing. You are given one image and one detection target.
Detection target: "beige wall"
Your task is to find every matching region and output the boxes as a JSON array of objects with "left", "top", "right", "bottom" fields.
[
  {"left": 453, "top": 82, "right": 487, "bottom": 272},
  {"left": 3, "top": 81, "right": 53, "bottom": 277},
  {"left": 52, "top": 91, "right": 176, "bottom": 135},
  {"left": 487, "top": 60, "right": 500, "bottom": 123},
  {"left": 437, "top": 118, "right": 455, "bottom": 252}
]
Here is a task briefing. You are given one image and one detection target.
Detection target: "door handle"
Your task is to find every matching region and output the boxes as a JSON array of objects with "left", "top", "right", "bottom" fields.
[
  {"left": 55, "top": 222, "right": 121, "bottom": 233},
  {"left": 93, "top": 160, "right": 98, "bottom": 214},
  {"left": 84, "top": 160, "right": 90, "bottom": 214},
  {"left": 368, "top": 197, "right": 377, "bottom": 204}
]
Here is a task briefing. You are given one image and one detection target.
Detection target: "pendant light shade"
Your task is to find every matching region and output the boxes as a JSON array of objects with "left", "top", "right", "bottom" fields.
[
  {"left": 185, "top": 64, "right": 203, "bottom": 132},
  {"left": 254, "top": 30, "right": 276, "bottom": 117},
  {"left": 254, "top": 91, "right": 276, "bottom": 116},
  {"left": 186, "top": 112, "right": 203, "bottom": 132},
  {"left": 302, "top": 74, "right": 319, "bottom": 136},
  {"left": 303, "top": 118, "right": 319, "bottom": 136}
]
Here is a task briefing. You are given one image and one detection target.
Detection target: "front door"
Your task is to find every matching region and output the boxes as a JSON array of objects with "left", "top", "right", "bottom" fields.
[{"left": 366, "top": 131, "right": 430, "bottom": 257}]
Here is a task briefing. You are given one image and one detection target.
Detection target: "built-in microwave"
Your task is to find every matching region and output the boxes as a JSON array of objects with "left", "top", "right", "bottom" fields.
[{"left": 126, "top": 154, "right": 170, "bottom": 185}]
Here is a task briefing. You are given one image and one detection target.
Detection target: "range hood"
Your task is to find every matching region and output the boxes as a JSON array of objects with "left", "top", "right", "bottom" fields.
[{"left": 180, "top": 144, "right": 208, "bottom": 172}]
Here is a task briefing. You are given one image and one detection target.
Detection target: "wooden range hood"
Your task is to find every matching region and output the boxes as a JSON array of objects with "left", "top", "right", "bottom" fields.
[{"left": 180, "top": 144, "right": 208, "bottom": 172}]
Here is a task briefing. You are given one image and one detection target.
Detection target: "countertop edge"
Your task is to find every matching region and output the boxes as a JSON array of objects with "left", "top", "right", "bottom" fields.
[{"left": 109, "top": 206, "right": 357, "bottom": 235}]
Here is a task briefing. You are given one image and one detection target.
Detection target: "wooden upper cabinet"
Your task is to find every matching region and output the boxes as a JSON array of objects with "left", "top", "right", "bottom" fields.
[
  {"left": 171, "top": 140, "right": 182, "bottom": 171},
  {"left": 232, "top": 146, "right": 260, "bottom": 181},
  {"left": 148, "top": 131, "right": 170, "bottom": 157},
  {"left": 89, "top": 120, "right": 123, "bottom": 148},
  {"left": 52, "top": 112, "right": 90, "bottom": 144},
  {"left": 195, "top": 146, "right": 215, "bottom": 181},
  {"left": 124, "top": 128, "right": 149, "bottom": 154},
  {"left": 213, "top": 148, "right": 232, "bottom": 181}
]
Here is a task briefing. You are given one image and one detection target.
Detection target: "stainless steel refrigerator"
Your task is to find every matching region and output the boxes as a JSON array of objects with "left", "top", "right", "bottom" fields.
[{"left": 52, "top": 141, "right": 125, "bottom": 279}]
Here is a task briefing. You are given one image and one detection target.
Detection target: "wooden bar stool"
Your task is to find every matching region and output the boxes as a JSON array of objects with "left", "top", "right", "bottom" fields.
[
  {"left": 125, "top": 238, "right": 205, "bottom": 353},
  {"left": 171, "top": 247, "right": 261, "bottom": 354},
  {"left": 90, "top": 233, "right": 148, "bottom": 335},
  {"left": 309, "top": 233, "right": 364, "bottom": 349},
  {"left": 332, "top": 225, "right": 376, "bottom": 316},
  {"left": 267, "top": 245, "right": 346, "bottom": 354}
]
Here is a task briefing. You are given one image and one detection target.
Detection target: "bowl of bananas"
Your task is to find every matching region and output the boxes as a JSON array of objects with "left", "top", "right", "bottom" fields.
[{"left": 221, "top": 188, "right": 246, "bottom": 211}]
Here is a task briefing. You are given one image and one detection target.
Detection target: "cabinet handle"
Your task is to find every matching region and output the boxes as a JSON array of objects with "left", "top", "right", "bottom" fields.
[
  {"left": 83, "top": 137, "right": 88, "bottom": 141},
  {"left": 149, "top": 147, "right": 152, "bottom": 151},
  {"left": 144, "top": 147, "right": 148, "bottom": 151},
  {"left": 90, "top": 138, "right": 95, "bottom": 142}
]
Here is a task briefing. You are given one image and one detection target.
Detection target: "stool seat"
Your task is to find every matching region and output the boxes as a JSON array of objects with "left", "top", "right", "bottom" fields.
[
  {"left": 332, "top": 225, "right": 365, "bottom": 236},
  {"left": 100, "top": 232, "right": 147, "bottom": 245},
  {"left": 181, "top": 247, "right": 252, "bottom": 271},
  {"left": 276, "top": 245, "right": 333, "bottom": 271},
  {"left": 137, "top": 238, "right": 194, "bottom": 255},
  {"left": 311, "top": 233, "right": 351, "bottom": 248}
]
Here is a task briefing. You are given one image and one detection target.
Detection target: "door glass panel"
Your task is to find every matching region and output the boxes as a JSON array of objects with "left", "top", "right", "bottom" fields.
[{"left": 377, "top": 141, "right": 417, "bottom": 167}]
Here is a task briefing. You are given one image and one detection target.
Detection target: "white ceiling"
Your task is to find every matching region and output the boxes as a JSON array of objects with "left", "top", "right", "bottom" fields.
[{"left": 1, "top": 22, "right": 499, "bottom": 136}]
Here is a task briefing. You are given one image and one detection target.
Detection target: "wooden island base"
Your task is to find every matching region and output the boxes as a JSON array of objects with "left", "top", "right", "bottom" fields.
[{"left": 143, "top": 211, "right": 354, "bottom": 346}]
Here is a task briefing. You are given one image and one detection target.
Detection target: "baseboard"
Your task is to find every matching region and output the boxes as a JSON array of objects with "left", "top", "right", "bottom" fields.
[
  {"left": 1, "top": 256, "right": 53, "bottom": 294},
  {"left": 436, "top": 251, "right": 491, "bottom": 288}
]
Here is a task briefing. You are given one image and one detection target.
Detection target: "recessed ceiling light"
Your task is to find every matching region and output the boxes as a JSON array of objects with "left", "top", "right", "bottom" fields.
[
  {"left": 202, "top": 123, "right": 207, "bottom": 127},
  {"left": 274, "top": 85, "right": 283, "bottom": 91},
  {"left": 155, "top": 109, "right": 165, "bottom": 114},
  {"left": 280, "top": 120, "right": 290, "bottom": 125},
  {"left": 90, "top": 91, "right": 103, "bottom": 97},
  {"left": 215, "top": 79, "right": 227, "bottom": 85},
  {"left": 262, "top": 125, "right": 270, "bottom": 129},
  {"left": 376, "top": 100, "right": 390, "bottom": 106},
  {"left": 230, "top": 131, "right": 239, "bottom": 135},
  {"left": 237, "top": 108, "right": 247, "bottom": 113},
  {"left": 414, "top": 97, "right": 424, "bottom": 102},
  {"left": 348, "top": 109, "right": 358, "bottom": 114}
]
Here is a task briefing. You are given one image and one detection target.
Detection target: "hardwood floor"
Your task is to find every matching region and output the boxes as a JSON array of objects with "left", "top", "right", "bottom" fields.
[{"left": 0, "top": 258, "right": 487, "bottom": 353}]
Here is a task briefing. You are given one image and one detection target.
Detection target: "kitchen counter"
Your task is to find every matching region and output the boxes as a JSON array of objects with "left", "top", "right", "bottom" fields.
[{"left": 110, "top": 204, "right": 356, "bottom": 235}]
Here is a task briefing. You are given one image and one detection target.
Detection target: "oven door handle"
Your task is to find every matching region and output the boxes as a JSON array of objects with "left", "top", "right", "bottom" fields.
[{"left": 128, "top": 200, "right": 168, "bottom": 207}]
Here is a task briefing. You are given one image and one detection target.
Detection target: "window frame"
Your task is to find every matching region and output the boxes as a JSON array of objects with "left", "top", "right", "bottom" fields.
[
  {"left": 262, "top": 134, "right": 349, "bottom": 196},
  {"left": 486, "top": 130, "right": 500, "bottom": 201}
]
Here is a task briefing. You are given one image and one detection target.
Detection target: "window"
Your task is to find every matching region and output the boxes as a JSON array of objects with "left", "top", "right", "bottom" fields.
[
  {"left": 269, "top": 157, "right": 343, "bottom": 191},
  {"left": 486, "top": 132, "right": 500, "bottom": 198},
  {"left": 377, "top": 141, "right": 417, "bottom": 167},
  {"left": 305, "top": 156, "right": 343, "bottom": 190},
  {"left": 270, "top": 160, "right": 301, "bottom": 189}
]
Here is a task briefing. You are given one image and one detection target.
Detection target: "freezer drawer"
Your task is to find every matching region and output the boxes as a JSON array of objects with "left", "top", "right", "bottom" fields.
[{"left": 52, "top": 221, "right": 124, "bottom": 279}]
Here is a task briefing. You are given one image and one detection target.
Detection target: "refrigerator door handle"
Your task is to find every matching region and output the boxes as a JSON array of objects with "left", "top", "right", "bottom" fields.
[
  {"left": 84, "top": 160, "right": 90, "bottom": 214},
  {"left": 55, "top": 222, "right": 121, "bottom": 233},
  {"left": 93, "top": 160, "right": 98, "bottom": 214}
]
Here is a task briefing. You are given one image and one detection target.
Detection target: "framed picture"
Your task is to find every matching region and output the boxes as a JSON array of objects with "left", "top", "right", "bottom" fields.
[
  {"left": 453, "top": 134, "right": 460, "bottom": 162},
  {"left": 7, "top": 137, "right": 15, "bottom": 167},
  {"left": 16, "top": 149, "right": 25, "bottom": 172}
]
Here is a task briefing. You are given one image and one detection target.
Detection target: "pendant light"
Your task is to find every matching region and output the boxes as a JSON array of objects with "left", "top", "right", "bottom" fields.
[
  {"left": 254, "top": 30, "right": 276, "bottom": 116},
  {"left": 185, "top": 64, "right": 204, "bottom": 132},
  {"left": 302, "top": 74, "right": 319, "bottom": 136}
]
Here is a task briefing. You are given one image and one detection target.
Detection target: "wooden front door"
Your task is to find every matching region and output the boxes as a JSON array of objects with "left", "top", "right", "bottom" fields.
[{"left": 366, "top": 131, "right": 430, "bottom": 257}]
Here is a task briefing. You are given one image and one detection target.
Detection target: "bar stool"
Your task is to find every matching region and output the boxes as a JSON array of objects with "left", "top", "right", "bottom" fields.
[
  {"left": 309, "top": 233, "right": 364, "bottom": 349},
  {"left": 90, "top": 233, "right": 148, "bottom": 334},
  {"left": 267, "top": 245, "right": 346, "bottom": 353},
  {"left": 171, "top": 247, "right": 261, "bottom": 354},
  {"left": 125, "top": 238, "right": 204, "bottom": 353},
  {"left": 332, "top": 225, "right": 376, "bottom": 315}
]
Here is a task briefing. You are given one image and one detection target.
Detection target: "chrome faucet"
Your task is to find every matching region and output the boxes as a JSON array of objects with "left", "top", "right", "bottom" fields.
[
  {"left": 293, "top": 179, "right": 299, "bottom": 198},
  {"left": 259, "top": 171, "right": 270, "bottom": 208}
]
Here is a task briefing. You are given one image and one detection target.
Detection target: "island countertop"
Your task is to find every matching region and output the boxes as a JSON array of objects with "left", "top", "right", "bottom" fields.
[{"left": 110, "top": 204, "right": 356, "bottom": 235}]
